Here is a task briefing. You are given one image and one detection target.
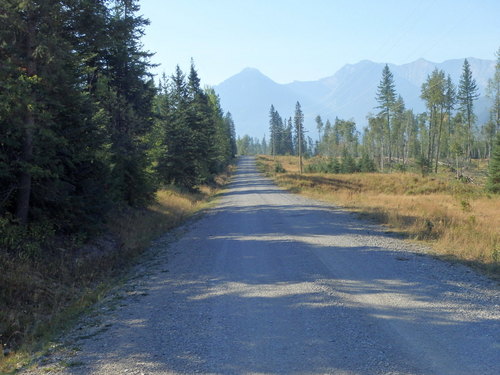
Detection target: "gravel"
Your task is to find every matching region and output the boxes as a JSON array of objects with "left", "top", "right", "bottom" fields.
[{"left": 21, "top": 156, "right": 500, "bottom": 375}]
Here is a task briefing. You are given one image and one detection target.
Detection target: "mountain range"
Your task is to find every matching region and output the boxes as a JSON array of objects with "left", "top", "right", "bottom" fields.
[{"left": 214, "top": 58, "right": 495, "bottom": 139}]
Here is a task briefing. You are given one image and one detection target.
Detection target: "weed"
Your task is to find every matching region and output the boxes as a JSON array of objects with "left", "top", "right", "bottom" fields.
[{"left": 460, "top": 199, "right": 472, "bottom": 212}]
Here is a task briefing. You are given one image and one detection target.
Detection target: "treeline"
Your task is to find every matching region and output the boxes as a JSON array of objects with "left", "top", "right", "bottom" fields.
[
  {"left": 363, "top": 57, "right": 499, "bottom": 174},
  {"left": 237, "top": 102, "right": 315, "bottom": 156},
  {"left": 0, "top": 0, "right": 236, "bottom": 236},
  {"left": 241, "top": 50, "right": 500, "bottom": 181},
  {"left": 318, "top": 55, "right": 500, "bottom": 174}
]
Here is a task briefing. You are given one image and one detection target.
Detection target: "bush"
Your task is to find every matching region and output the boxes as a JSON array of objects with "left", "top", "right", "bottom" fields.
[
  {"left": 304, "top": 158, "right": 340, "bottom": 174},
  {"left": 358, "top": 152, "right": 377, "bottom": 172},
  {"left": 416, "top": 154, "right": 431, "bottom": 177},
  {"left": 274, "top": 162, "right": 286, "bottom": 173},
  {"left": 341, "top": 150, "right": 358, "bottom": 173},
  {"left": 0, "top": 216, "right": 55, "bottom": 259}
]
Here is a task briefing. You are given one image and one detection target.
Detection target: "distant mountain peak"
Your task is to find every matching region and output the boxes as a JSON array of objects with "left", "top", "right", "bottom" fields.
[
  {"left": 239, "top": 67, "right": 265, "bottom": 75},
  {"left": 414, "top": 57, "right": 432, "bottom": 63},
  {"left": 218, "top": 67, "right": 272, "bottom": 86}
]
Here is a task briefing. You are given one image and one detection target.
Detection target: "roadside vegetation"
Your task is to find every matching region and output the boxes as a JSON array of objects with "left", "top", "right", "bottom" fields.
[
  {"left": 258, "top": 155, "right": 500, "bottom": 279},
  {"left": 0, "top": 170, "right": 232, "bottom": 373}
]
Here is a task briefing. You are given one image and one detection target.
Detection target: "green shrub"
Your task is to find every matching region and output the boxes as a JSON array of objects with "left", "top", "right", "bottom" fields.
[{"left": 274, "top": 162, "right": 286, "bottom": 173}]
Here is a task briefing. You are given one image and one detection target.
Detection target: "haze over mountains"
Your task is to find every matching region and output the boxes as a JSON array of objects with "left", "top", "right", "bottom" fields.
[{"left": 214, "top": 58, "right": 495, "bottom": 139}]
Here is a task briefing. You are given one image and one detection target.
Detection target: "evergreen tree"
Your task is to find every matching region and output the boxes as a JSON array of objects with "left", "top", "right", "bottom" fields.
[
  {"left": 457, "top": 59, "right": 480, "bottom": 160},
  {"left": 340, "top": 149, "right": 357, "bottom": 173},
  {"left": 206, "top": 89, "right": 236, "bottom": 172},
  {"left": 329, "top": 157, "right": 341, "bottom": 174},
  {"left": 157, "top": 66, "right": 198, "bottom": 188},
  {"left": 283, "top": 117, "right": 294, "bottom": 155},
  {"left": 358, "top": 151, "right": 377, "bottom": 172},
  {"left": 0, "top": 0, "right": 110, "bottom": 228},
  {"left": 294, "top": 101, "right": 305, "bottom": 173},
  {"left": 376, "top": 64, "right": 397, "bottom": 165},
  {"left": 269, "top": 105, "right": 279, "bottom": 157},
  {"left": 487, "top": 133, "right": 500, "bottom": 193},
  {"left": 187, "top": 62, "right": 215, "bottom": 182}
]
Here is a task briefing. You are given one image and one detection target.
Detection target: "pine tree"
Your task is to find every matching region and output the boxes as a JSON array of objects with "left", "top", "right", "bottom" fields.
[
  {"left": 487, "top": 133, "right": 500, "bottom": 193},
  {"left": 269, "top": 105, "right": 278, "bottom": 157},
  {"left": 340, "top": 149, "right": 357, "bottom": 173},
  {"left": 329, "top": 157, "right": 341, "bottom": 174},
  {"left": 294, "top": 101, "right": 305, "bottom": 173},
  {"left": 376, "top": 64, "right": 397, "bottom": 165},
  {"left": 187, "top": 62, "right": 215, "bottom": 182},
  {"left": 458, "top": 59, "right": 480, "bottom": 160},
  {"left": 0, "top": 0, "right": 111, "bottom": 228},
  {"left": 359, "top": 151, "right": 377, "bottom": 172},
  {"left": 283, "top": 117, "right": 294, "bottom": 155},
  {"left": 157, "top": 66, "right": 197, "bottom": 188}
]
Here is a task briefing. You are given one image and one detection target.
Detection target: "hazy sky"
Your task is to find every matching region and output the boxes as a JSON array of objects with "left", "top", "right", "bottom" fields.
[{"left": 138, "top": 0, "right": 500, "bottom": 86}]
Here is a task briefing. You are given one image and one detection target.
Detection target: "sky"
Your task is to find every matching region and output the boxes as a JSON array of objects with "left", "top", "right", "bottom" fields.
[{"left": 138, "top": 0, "right": 500, "bottom": 86}]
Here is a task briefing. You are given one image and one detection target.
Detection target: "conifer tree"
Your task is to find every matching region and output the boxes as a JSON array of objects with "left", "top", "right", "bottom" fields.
[
  {"left": 294, "top": 101, "right": 305, "bottom": 173},
  {"left": 158, "top": 66, "right": 197, "bottom": 188},
  {"left": 0, "top": 0, "right": 110, "bottom": 228},
  {"left": 376, "top": 64, "right": 397, "bottom": 165},
  {"left": 269, "top": 105, "right": 284, "bottom": 157},
  {"left": 458, "top": 59, "right": 480, "bottom": 160},
  {"left": 283, "top": 117, "right": 294, "bottom": 155},
  {"left": 487, "top": 133, "right": 500, "bottom": 193},
  {"left": 187, "top": 62, "right": 215, "bottom": 182},
  {"left": 359, "top": 151, "right": 377, "bottom": 172}
]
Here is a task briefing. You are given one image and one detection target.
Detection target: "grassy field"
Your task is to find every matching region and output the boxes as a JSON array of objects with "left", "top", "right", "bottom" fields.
[
  {"left": 258, "top": 155, "right": 500, "bottom": 279},
  {"left": 0, "top": 171, "right": 231, "bottom": 373}
]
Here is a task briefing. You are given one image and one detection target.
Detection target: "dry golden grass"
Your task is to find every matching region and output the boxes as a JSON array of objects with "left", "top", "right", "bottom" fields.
[
  {"left": 108, "top": 187, "right": 210, "bottom": 254},
  {"left": 258, "top": 155, "right": 500, "bottom": 278}
]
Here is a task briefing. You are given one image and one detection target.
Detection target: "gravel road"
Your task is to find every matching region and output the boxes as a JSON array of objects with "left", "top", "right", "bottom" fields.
[{"left": 25, "top": 156, "right": 499, "bottom": 375}]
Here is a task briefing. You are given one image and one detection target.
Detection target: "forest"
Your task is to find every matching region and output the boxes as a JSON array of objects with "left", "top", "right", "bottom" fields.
[
  {"left": 0, "top": 0, "right": 236, "bottom": 358},
  {"left": 239, "top": 52, "right": 500, "bottom": 190},
  {"left": 0, "top": 0, "right": 236, "bottom": 234}
]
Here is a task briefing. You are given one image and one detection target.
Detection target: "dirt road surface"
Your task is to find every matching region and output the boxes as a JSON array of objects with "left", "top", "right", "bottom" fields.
[{"left": 25, "top": 156, "right": 499, "bottom": 375}]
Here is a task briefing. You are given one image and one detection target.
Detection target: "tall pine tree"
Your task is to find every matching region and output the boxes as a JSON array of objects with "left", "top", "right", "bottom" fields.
[
  {"left": 458, "top": 59, "right": 480, "bottom": 160},
  {"left": 294, "top": 101, "right": 305, "bottom": 173},
  {"left": 376, "top": 64, "right": 397, "bottom": 168}
]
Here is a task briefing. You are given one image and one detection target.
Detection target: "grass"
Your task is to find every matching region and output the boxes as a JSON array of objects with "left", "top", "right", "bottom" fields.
[
  {"left": 0, "top": 169, "right": 232, "bottom": 374},
  {"left": 258, "top": 155, "right": 500, "bottom": 279}
]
